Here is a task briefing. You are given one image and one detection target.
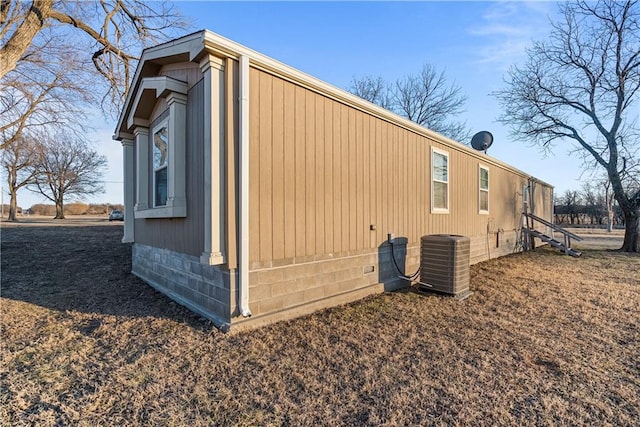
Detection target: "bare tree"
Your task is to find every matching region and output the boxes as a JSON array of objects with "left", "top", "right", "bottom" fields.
[
  {"left": 348, "top": 75, "right": 392, "bottom": 110},
  {"left": 581, "top": 182, "right": 602, "bottom": 225},
  {"left": 393, "top": 64, "right": 469, "bottom": 142},
  {"left": 30, "top": 134, "right": 107, "bottom": 219},
  {"left": 1, "top": 134, "right": 38, "bottom": 220},
  {"left": 495, "top": 0, "right": 640, "bottom": 252},
  {"left": 0, "top": 0, "right": 187, "bottom": 115},
  {"left": 0, "top": 46, "right": 91, "bottom": 150},
  {"left": 349, "top": 63, "right": 470, "bottom": 142},
  {"left": 563, "top": 189, "right": 582, "bottom": 225}
]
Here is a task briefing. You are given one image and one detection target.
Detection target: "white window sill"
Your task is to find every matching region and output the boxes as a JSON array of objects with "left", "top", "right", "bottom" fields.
[{"left": 135, "top": 205, "right": 186, "bottom": 219}]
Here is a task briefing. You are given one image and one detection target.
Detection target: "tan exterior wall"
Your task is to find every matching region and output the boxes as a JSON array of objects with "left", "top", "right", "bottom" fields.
[
  {"left": 247, "top": 67, "right": 551, "bottom": 266},
  {"left": 238, "top": 66, "right": 554, "bottom": 324}
]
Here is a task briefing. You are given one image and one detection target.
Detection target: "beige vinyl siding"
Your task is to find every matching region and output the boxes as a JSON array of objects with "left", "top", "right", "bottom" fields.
[
  {"left": 248, "top": 67, "right": 552, "bottom": 265},
  {"left": 134, "top": 79, "right": 205, "bottom": 256},
  {"left": 225, "top": 58, "right": 239, "bottom": 270}
]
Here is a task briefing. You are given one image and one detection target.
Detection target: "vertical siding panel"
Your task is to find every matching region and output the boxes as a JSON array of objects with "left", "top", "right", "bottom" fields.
[
  {"left": 420, "top": 138, "right": 426, "bottom": 235},
  {"left": 395, "top": 127, "right": 401, "bottom": 236},
  {"left": 315, "top": 95, "right": 325, "bottom": 255},
  {"left": 363, "top": 114, "right": 371, "bottom": 248},
  {"left": 376, "top": 119, "right": 383, "bottom": 244},
  {"left": 333, "top": 103, "right": 342, "bottom": 254},
  {"left": 411, "top": 135, "right": 423, "bottom": 243},
  {"left": 408, "top": 132, "right": 414, "bottom": 242},
  {"left": 427, "top": 141, "right": 433, "bottom": 233},
  {"left": 283, "top": 82, "right": 296, "bottom": 259},
  {"left": 348, "top": 108, "right": 357, "bottom": 251},
  {"left": 249, "top": 69, "right": 261, "bottom": 262},
  {"left": 400, "top": 128, "right": 406, "bottom": 236},
  {"left": 224, "top": 59, "right": 238, "bottom": 268},
  {"left": 468, "top": 157, "right": 473, "bottom": 235},
  {"left": 382, "top": 122, "right": 389, "bottom": 242},
  {"left": 368, "top": 116, "right": 376, "bottom": 247},
  {"left": 464, "top": 154, "right": 468, "bottom": 232},
  {"left": 271, "top": 78, "right": 285, "bottom": 261},
  {"left": 398, "top": 129, "right": 404, "bottom": 238},
  {"left": 340, "top": 105, "right": 350, "bottom": 252},
  {"left": 458, "top": 151, "right": 464, "bottom": 231},
  {"left": 391, "top": 126, "right": 398, "bottom": 237},
  {"left": 403, "top": 131, "right": 409, "bottom": 240},
  {"left": 417, "top": 137, "right": 423, "bottom": 236},
  {"left": 249, "top": 69, "right": 260, "bottom": 261},
  {"left": 470, "top": 155, "right": 475, "bottom": 233},
  {"left": 324, "top": 98, "right": 334, "bottom": 254},
  {"left": 389, "top": 124, "right": 395, "bottom": 236},
  {"left": 402, "top": 130, "right": 408, "bottom": 239},
  {"left": 451, "top": 149, "right": 457, "bottom": 231},
  {"left": 294, "top": 86, "right": 306, "bottom": 257},
  {"left": 419, "top": 136, "right": 425, "bottom": 236},
  {"left": 385, "top": 124, "right": 391, "bottom": 237},
  {"left": 455, "top": 149, "right": 460, "bottom": 231},
  {"left": 355, "top": 112, "right": 364, "bottom": 250},
  {"left": 305, "top": 91, "right": 316, "bottom": 257},
  {"left": 259, "top": 72, "right": 273, "bottom": 262},
  {"left": 416, "top": 135, "right": 420, "bottom": 240}
]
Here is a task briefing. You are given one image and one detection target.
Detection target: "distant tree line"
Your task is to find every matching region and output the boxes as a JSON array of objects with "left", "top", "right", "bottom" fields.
[
  {"left": 554, "top": 181, "right": 622, "bottom": 230},
  {"left": 7, "top": 203, "right": 124, "bottom": 217},
  {"left": 2, "top": 134, "right": 108, "bottom": 220}
]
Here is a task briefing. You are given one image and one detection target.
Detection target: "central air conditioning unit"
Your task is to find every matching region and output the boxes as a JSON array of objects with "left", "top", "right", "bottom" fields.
[{"left": 419, "top": 234, "right": 472, "bottom": 300}]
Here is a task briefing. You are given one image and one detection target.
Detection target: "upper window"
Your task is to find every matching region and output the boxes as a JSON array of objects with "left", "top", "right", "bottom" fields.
[
  {"left": 153, "top": 119, "right": 169, "bottom": 207},
  {"left": 431, "top": 148, "right": 449, "bottom": 213},
  {"left": 479, "top": 165, "right": 489, "bottom": 213}
]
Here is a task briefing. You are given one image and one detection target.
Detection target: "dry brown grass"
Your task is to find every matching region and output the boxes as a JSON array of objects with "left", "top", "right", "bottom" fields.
[{"left": 1, "top": 221, "right": 639, "bottom": 426}]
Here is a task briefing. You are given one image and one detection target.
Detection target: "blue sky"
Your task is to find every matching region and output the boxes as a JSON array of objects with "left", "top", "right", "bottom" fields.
[{"left": 13, "top": 1, "right": 595, "bottom": 209}]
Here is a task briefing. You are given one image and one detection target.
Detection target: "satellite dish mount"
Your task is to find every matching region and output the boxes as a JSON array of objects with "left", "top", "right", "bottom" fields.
[{"left": 471, "top": 131, "right": 494, "bottom": 153}]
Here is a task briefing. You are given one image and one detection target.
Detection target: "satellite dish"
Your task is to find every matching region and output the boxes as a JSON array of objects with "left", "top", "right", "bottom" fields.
[{"left": 471, "top": 131, "right": 494, "bottom": 152}]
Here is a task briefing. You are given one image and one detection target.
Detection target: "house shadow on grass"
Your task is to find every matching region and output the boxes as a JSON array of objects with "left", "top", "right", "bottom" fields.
[{"left": 0, "top": 224, "right": 213, "bottom": 329}]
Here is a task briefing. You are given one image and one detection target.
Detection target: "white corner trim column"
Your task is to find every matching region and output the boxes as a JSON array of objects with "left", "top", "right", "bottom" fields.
[
  {"left": 121, "top": 137, "right": 135, "bottom": 243},
  {"left": 134, "top": 126, "right": 149, "bottom": 211},
  {"left": 199, "top": 55, "right": 225, "bottom": 266},
  {"left": 166, "top": 92, "right": 188, "bottom": 211}
]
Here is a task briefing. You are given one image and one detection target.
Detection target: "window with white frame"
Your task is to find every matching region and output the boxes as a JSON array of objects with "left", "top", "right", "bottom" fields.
[
  {"left": 128, "top": 76, "right": 188, "bottom": 219},
  {"left": 152, "top": 119, "right": 169, "bottom": 207},
  {"left": 479, "top": 165, "right": 489, "bottom": 213},
  {"left": 431, "top": 148, "right": 449, "bottom": 213}
]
